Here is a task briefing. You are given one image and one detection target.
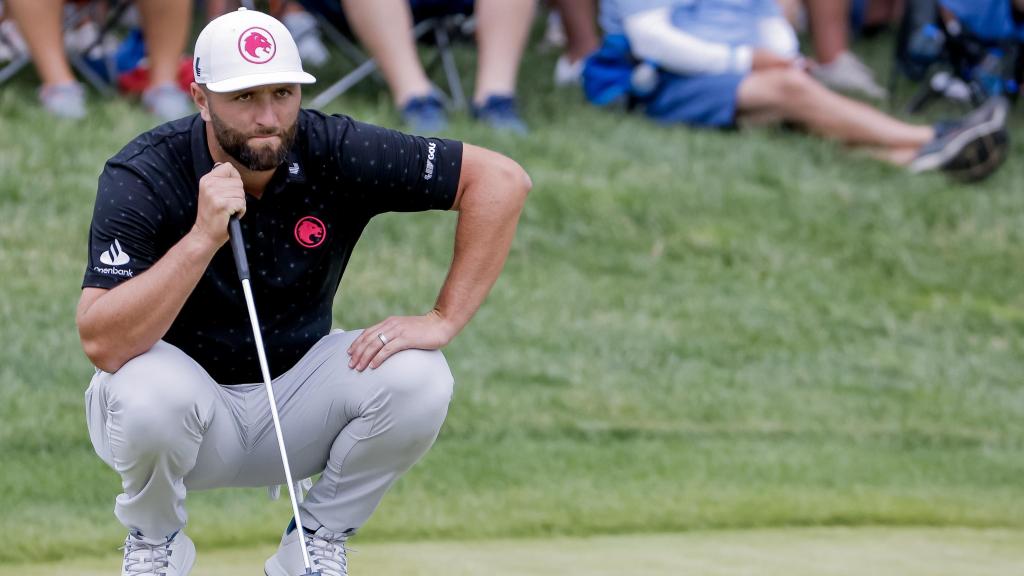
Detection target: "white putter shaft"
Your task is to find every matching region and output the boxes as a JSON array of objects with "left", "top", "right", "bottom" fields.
[{"left": 240, "top": 278, "right": 315, "bottom": 573}]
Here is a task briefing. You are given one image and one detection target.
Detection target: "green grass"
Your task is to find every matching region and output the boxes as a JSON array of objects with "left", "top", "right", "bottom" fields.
[
  {"left": 1, "top": 30, "right": 1024, "bottom": 565},
  {"left": 2, "top": 528, "right": 1023, "bottom": 575}
]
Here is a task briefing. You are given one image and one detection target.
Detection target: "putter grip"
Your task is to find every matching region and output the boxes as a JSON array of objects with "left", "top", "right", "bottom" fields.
[{"left": 228, "top": 216, "right": 250, "bottom": 281}]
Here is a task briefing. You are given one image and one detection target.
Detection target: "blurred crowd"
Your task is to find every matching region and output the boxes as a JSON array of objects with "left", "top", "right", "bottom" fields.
[{"left": 0, "top": 0, "right": 1020, "bottom": 180}]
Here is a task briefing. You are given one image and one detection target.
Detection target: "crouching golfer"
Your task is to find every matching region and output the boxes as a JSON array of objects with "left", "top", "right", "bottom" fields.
[{"left": 76, "top": 8, "right": 530, "bottom": 576}]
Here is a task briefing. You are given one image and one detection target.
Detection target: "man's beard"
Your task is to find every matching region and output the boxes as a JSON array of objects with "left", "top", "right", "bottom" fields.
[{"left": 210, "top": 110, "right": 297, "bottom": 171}]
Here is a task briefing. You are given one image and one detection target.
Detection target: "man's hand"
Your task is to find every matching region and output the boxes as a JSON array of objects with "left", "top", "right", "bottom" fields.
[
  {"left": 193, "top": 162, "right": 246, "bottom": 248},
  {"left": 347, "top": 310, "right": 456, "bottom": 371},
  {"left": 752, "top": 49, "right": 796, "bottom": 71}
]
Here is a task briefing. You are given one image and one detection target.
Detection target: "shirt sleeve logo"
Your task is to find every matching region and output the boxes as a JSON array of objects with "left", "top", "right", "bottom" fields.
[
  {"left": 99, "top": 239, "right": 131, "bottom": 266},
  {"left": 423, "top": 141, "right": 436, "bottom": 181},
  {"left": 239, "top": 28, "right": 276, "bottom": 64},
  {"left": 294, "top": 216, "right": 326, "bottom": 248}
]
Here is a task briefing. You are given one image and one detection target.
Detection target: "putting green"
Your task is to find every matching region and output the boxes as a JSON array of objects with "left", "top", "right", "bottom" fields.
[{"left": 2, "top": 528, "right": 1022, "bottom": 575}]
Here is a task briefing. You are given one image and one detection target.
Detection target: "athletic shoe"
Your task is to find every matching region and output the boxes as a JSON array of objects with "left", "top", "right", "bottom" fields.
[
  {"left": 554, "top": 54, "right": 584, "bottom": 87},
  {"left": 39, "top": 82, "right": 86, "bottom": 120},
  {"left": 811, "top": 51, "right": 888, "bottom": 100},
  {"left": 541, "top": 11, "right": 567, "bottom": 49},
  {"left": 400, "top": 93, "right": 448, "bottom": 134},
  {"left": 472, "top": 95, "right": 528, "bottom": 134},
  {"left": 143, "top": 83, "right": 193, "bottom": 122},
  {"left": 283, "top": 10, "right": 330, "bottom": 68},
  {"left": 909, "top": 96, "right": 1010, "bottom": 182},
  {"left": 121, "top": 530, "right": 195, "bottom": 576},
  {"left": 265, "top": 520, "right": 349, "bottom": 576}
]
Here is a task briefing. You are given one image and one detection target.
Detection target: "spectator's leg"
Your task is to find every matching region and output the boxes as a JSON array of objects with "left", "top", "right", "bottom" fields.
[
  {"left": 551, "top": 0, "right": 598, "bottom": 63},
  {"left": 472, "top": 0, "right": 535, "bottom": 104},
  {"left": 341, "top": 0, "right": 433, "bottom": 106},
  {"left": 5, "top": 0, "right": 75, "bottom": 88},
  {"left": 137, "top": 0, "right": 193, "bottom": 120},
  {"left": 737, "top": 68, "right": 932, "bottom": 162},
  {"left": 804, "top": 0, "right": 849, "bottom": 65},
  {"left": 137, "top": 0, "right": 191, "bottom": 88},
  {"left": 863, "top": 0, "right": 903, "bottom": 29},
  {"left": 207, "top": 0, "right": 239, "bottom": 20}
]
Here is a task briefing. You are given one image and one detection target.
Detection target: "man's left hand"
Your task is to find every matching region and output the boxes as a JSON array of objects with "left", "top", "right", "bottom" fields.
[{"left": 347, "top": 310, "right": 454, "bottom": 371}]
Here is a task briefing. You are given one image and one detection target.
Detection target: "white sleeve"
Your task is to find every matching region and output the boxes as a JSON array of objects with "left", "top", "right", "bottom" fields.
[
  {"left": 623, "top": 7, "right": 753, "bottom": 76},
  {"left": 757, "top": 16, "right": 799, "bottom": 58}
]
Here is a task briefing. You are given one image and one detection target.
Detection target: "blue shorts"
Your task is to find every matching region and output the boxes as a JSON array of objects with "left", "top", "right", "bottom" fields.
[{"left": 643, "top": 72, "right": 746, "bottom": 129}]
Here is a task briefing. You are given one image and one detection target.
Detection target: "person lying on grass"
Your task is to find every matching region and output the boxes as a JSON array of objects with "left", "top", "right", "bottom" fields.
[
  {"left": 76, "top": 8, "right": 530, "bottom": 576},
  {"left": 584, "top": 0, "right": 1010, "bottom": 182}
]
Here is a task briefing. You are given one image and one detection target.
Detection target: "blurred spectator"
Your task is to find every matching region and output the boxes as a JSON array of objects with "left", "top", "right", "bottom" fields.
[
  {"left": 584, "top": 0, "right": 1009, "bottom": 181},
  {"left": 281, "top": 2, "right": 330, "bottom": 67},
  {"left": 312, "top": 0, "right": 535, "bottom": 133},
  {"left": 207, "top": 1, "right": 331, "bottom": 68},
  {"left": 549, "top": 0, "right": 601, "bottom": 86},
  {"left": 774, "top": 0, "right": 888, "bottom": 99},
  {"left": 861, "top": 0, "right": 904, "bottom": 33},
  {"left": 805, "top": 0, "right": 888, "bottom": 99},
  {"left": 5, "top": 0, "right": 193, "bottom": 120}
]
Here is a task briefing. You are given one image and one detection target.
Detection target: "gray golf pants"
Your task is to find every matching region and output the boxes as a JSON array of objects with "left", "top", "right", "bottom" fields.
[{"left": 84, "top": 330, "right": 454, "bottom": 540}]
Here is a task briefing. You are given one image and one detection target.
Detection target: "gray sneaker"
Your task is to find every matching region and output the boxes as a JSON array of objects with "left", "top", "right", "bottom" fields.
[
  {"left": 811, "top": 51, "right": 888, "bottom": 100},
  {"left": 265, "top": 521, "right": 348, "bottom": 576},
  {"left": 121, "top": 531, "right": 195, "bottom": 576},
  {"left": 143, "top": 83, "right": 193, "bottom": 122},
  {"left": 909, "top": 96, "right": 1010, "bottom": 182},
  {"left": 38, "top": 82, "right": 86, "bottom": 119}
]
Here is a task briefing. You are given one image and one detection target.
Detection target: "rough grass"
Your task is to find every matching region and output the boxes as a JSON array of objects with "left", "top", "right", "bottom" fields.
[{"left": 0, "top": 29, "right": 1023, "bottom": 565}]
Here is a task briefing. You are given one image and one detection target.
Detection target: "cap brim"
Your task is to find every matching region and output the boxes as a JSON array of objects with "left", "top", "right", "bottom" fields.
[{"left": 204, "top": 71, "right": 316, "bottom": 93}]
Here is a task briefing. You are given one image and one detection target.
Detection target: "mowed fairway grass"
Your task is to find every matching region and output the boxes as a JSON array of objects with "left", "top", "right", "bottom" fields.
[{"left": 1, "top": 30, "right": 1023, "bottom": 571}]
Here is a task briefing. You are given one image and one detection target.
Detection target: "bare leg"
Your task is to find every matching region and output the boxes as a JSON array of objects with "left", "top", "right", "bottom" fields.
[
  {"left": 341, "top": 0, "right": 432, "bottom": 106},
  {"left": 206, "top": 0, "right": 237, "bottom": 20},
  {"left": 5, "top": 0, "right": 75, "bottom": 88},
  {"left": 551, "top": 0, "right": 599, "bottom": 62},
  {"left": 473, "top": 0, "right": 535, "bottom": 104},
  {"left": 804, "top": 0, "right": 849, "bottom": 64},
  {"left": 864, "top": 0, "right": 904, "bottom": 28},
  {"left": 737, "top": 68, "right": 933, "bottom": 161},
  {"left": 137, "top": 0, "right": 192, "bottom": 87}
]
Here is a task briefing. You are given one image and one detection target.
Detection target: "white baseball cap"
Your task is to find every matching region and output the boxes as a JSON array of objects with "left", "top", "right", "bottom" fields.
[{"left": 193, "top": 7, "right": 316, "bottom": 93}]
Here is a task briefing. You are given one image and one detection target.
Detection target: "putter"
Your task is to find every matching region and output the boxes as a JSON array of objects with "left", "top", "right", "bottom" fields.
[{"left": 228, "top": 216, "right": 322, "bottom": 576}]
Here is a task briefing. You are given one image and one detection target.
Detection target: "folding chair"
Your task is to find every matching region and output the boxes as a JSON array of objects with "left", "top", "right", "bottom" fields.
[
  {"left": 294, "top": 0, "right": 473, "bottom": 111},
  {"left": 0, "top": 0, "right": 133, "bottom": 95},
  {"left": 892, "top": 0, "right": 1023, "bottom": 112}
]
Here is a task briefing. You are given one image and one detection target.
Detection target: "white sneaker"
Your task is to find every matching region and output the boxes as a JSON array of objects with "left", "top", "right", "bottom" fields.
[
  {"left": 283, "top": 11, "right": 329, "bottom": 67},
  {"left": 554, "top": 54, "right": 584, "bottom": 87},
  {"left": 265, "top": 522, "right": 349, "bottom": 576},
  {"left": 811, "top": 51, "right": 888, "bottom": 100},
  {"left": 121, "top": 531, "right": 195, "bottom": 576}
]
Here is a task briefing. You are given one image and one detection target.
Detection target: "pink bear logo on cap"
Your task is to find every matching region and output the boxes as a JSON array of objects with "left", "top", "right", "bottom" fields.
[{"left": 238, "top": 27, "right": 276, "bottom": 64}]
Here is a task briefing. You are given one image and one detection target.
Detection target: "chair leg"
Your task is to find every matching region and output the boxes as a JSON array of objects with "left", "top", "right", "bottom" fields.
[
  {"left": 0, "top": 53, "right": 31, "bottom": 86},
  {"left": 434, "top": 23, "right": 466, "bottom": 111},
  {"left": 310, "top": 58, "right": 378, "bottom": 109}
]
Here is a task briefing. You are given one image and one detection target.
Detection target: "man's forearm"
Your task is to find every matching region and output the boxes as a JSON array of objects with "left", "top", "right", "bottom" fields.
[
  {"left": 77, "top": 230, "right": 220, "bottom": 372},
  {"left": 433, "top": 159, "right": 530, "bottom": 337}
]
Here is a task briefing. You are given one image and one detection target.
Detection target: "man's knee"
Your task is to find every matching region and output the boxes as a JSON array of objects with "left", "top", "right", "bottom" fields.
[
  {"left": 377, "top": 348, "right": 454, "bottom": 420},
  {"left": 96, "top": 342, "right": 213, "bottom": 452}
]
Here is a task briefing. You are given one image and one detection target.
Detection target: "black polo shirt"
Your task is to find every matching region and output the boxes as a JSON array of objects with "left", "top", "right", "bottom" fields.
[{"left": 83, "top": 110, "right": 463, "bottom": 384}]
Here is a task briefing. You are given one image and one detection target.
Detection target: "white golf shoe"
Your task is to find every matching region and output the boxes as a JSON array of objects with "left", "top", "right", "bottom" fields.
[
  {"left": 265, "top": 521, "right": 349, "bottom": 576},
  {"left": 121, "top": 530, "right": 195, "bottom": 576}
]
